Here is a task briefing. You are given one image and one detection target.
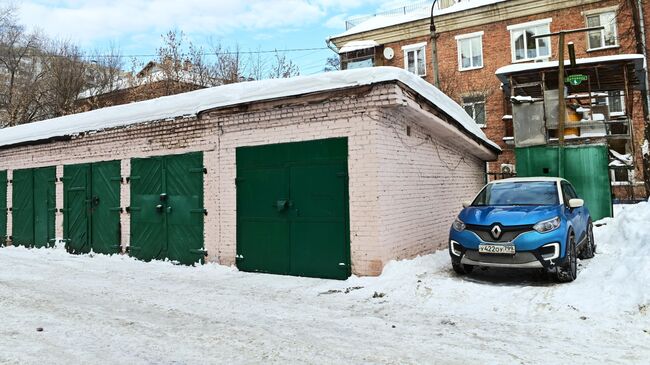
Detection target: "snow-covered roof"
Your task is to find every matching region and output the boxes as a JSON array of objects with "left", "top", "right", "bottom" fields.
[
  {"left": 495, "top": 54, "right": 646, "bottom": 76},
  {"left": 0, "top": 67, "right": 499, "bottom": 151},
  {"left": 333, "top": 0, "right": 506, "bottom": 39},
  {"left": 339, "top": 40, "right": 379, "bottom": 53}
]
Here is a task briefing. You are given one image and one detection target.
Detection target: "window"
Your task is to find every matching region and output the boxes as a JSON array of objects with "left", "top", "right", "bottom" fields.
[
  {"left": 346, "top": 58, "right": 373, "bottom": 69},
  {"left": 456, "top": 32, "right": 483, "bottom": 70},
  {"left": 586, "top": 11, "right": 618, "bottom": 50},
  {"left": 462, "top": 96, "right": 486, "bottom": 127},
  {"left": 402, "top": 43, "right": 426, "bottom": 76},
  {"left": 508, "top": 19, "right": 551, "bottom": 62},
  {"left": 607, "top": 91, "right": 625, "bottom": 115},
  {"left": 561, "top": 181, "right": 579, "bottom": 203}
]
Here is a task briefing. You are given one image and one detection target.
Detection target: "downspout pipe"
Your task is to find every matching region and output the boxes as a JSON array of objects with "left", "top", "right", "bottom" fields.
[
  {"left": 635, "top": 0, "right": 650, "bottom": 196},
  {"left": 430, "top": 0, "right": 441, "bottom": 88}
]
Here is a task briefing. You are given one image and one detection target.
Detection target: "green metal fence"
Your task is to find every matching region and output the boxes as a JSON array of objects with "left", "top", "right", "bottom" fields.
[{"left": 515, "top": 144, "right": 613, "bottom": 221}]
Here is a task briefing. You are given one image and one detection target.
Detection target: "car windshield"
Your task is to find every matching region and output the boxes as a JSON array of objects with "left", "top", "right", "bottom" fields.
[{"left": 472, "top": 181, "right": 559, "bottom": 206}]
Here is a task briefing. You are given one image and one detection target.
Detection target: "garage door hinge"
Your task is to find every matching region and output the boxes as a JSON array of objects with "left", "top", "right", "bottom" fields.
[{"left": 235, "top": 254, "right": 244, "bottom": 260}]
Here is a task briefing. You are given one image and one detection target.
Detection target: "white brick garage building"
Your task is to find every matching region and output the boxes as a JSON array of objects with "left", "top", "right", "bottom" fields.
[{"left": 0, "top": 67, "right": 499, "bottom": 277}]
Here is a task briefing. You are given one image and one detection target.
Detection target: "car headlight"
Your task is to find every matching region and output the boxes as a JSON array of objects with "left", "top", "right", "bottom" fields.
[
  {"left": 452, "top": 218, "right": 466, "bottom": 232},
  {"left": 533, "top": 216, "right": 561, "bottom": 233}
]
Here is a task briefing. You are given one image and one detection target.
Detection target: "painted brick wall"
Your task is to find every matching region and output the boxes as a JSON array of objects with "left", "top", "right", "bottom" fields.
[
  {"left": 374, "top": 108, "right": 485, "bottom": 263},
  {"left": 0, "top": 82, "right": 491, "bottom": 276}
]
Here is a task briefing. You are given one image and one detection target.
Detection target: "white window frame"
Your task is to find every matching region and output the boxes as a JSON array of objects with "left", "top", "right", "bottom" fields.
[
  {"left": 461, "top": 96, "right": 486, "bottom": 128},
  {"left": 402, "top": 42, "right": 427, "bottom": 77},
  {"left": 456, "top": 31, "right": 484, "bottom": 71},
  {"left": 584, "top": 9, "right": 619, "bottom": 51},
  {"left": 507, "top": 18, "right": 552, "bottom": 63}
]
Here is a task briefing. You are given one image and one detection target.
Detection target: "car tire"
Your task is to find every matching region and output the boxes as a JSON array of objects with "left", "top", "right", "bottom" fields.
[
  {"left": 578, "top": 220, "right": 595, "bottom": 259},
  {"left": 556, "top": 235, "right": 577, "bottom": 283},
  {"left": 452, "top": 262, "right": 474, "bottom": 275}
]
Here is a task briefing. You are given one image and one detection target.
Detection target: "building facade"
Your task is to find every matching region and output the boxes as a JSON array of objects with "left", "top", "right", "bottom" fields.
[{"left": 329, "top": 0, "right": 650, "bottom": 200}]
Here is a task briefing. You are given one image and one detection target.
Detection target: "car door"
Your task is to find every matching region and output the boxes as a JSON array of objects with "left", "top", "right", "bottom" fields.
[
  {"left": 561, "top": 181, "right": 584, "bottom": 241},
  {"left": 566, "top": 182, "right": 588, "bottom": 239}
]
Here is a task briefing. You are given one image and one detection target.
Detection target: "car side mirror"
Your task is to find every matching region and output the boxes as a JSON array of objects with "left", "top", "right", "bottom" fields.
[
  {"left": 568, "top": 198, "right": 584, "bottom": 209},
  {"left": 462, "top": 201, "right": 471, "bottom": 208}
]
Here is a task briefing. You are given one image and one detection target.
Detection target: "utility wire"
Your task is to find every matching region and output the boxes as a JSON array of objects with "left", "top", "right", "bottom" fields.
[{"left": 0, "top": 47, "right": 331, "bottom": 59}]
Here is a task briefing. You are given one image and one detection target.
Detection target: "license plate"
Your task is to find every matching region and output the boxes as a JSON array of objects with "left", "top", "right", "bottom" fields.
[{"left": 479, "top": 244, "right": 515, "bottom": 255}]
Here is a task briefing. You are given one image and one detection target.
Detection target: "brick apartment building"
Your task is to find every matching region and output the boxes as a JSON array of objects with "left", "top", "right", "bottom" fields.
[{"left": 328, "top": 0, "right": 650, "bottom": 200}]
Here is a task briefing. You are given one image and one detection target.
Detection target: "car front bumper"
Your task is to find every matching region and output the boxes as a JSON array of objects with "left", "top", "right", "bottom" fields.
[{"left": 449, "top": 227, "right": 569, "bottom": 270}]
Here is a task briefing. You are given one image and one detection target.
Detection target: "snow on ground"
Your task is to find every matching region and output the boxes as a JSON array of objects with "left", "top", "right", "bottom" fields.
[{"left": 1, "top": 203, "right": 649, "bottom": 364}]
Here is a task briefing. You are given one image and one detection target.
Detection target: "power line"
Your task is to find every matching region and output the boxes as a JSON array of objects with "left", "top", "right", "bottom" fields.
[{"left": 0, "top": 47, "right": 331, "bottom": 60}]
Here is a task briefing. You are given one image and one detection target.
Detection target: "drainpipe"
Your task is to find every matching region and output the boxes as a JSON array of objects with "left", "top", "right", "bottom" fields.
[
  {"left": 430, "top": 0, "right": 441, "bottom": 88},
  {"left": 633, "top": 0, "right": 650, "bottom": 196}
]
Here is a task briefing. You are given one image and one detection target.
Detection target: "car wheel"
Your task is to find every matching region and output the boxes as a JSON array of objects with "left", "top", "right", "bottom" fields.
[
  {"left": 556, "top": 235, "right": 577, "bottom": 283},
  {"left": 452, "top": 262, "right": 474, "bottom": 275},
  {"left": 578, "top": 220, "right": 595, "bottom": 259}
]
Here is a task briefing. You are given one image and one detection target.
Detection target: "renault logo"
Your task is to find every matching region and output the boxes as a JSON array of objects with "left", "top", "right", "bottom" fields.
[{"left": 491, "top": 225, "right": 502, "bottom": 239}]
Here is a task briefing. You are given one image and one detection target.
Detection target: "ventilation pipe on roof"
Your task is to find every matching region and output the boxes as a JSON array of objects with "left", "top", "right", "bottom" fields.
[{"left": 430, "top": 0, "right": 441, "bottom": 88}]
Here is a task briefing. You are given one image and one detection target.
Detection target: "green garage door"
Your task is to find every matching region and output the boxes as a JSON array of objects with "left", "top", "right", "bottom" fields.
[
  {"left": 129, "top": 152, "right": 205, "bottom": 265},
  {"left": 12, "top": 167, "right": 56, "bottom": 248},
  {"left": 236, "top": 138, "right": 350, "bottom": 280},
  {"left": 63, "top": 161, "right": 121, "bottom": 255},
  {"left": 0, "top": 171, "right": 6, "bottom": 245}
]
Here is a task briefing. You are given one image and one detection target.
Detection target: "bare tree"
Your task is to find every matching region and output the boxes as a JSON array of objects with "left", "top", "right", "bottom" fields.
[
  {"left": 0, "top": 9, "right": 46, "bottom": 126},
  {"left": 42, "top": 39, "right": 88, "bottom": 117},
  {"left": 268, "top": 51, "right": 300, "bottom": 79},
  {"left": 323, "top": 56, "right": 340, "bottom": 72}
]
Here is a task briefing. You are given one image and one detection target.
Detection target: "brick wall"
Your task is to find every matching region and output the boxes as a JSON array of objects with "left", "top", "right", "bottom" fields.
[
  {"left": 359, "top": 0, "right": 648, "bottom": 198},
  {"left": 0, "top": 82, "right": 492, "bottom": 276}
]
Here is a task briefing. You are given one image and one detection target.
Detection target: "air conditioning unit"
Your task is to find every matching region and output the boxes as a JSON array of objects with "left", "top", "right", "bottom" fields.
[{"left": 501, "top": 164, "right": 516, "bottom": 174}]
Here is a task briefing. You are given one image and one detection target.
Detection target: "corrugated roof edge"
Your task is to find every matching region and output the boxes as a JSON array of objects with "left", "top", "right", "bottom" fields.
[{"left": 0, "top": 66, "right": 500, "bottom": 152}]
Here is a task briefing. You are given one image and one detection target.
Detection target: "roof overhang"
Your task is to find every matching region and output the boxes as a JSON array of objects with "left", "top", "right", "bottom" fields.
[
  {"left": 496, "top": 54, "right": 647, "bottom": 95},
  {"left": 338, "top": 40, "right": 379, "bottom": 53}
]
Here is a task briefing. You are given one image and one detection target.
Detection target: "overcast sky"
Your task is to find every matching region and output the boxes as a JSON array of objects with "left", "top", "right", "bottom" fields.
[{"left": 15, "top": 0, "right": 413, "bottom": 75}]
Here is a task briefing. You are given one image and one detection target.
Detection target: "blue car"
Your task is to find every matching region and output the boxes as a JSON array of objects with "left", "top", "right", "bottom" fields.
[{"left": 449, "top": 177, "right": 595, "bottom": 282}]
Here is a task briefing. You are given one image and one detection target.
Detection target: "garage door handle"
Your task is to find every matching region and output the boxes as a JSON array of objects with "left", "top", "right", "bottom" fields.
[
  {"left": 276, "top": 200, "right": 289, "bottom": 212},
  {"left": 156, "top": 204, "right": 163, "bottom": 212}
]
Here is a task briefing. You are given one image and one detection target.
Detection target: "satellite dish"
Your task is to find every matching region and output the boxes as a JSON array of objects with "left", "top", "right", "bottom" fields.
[{"left": 383, "top": 47, "right": 395, "bottom": 60}]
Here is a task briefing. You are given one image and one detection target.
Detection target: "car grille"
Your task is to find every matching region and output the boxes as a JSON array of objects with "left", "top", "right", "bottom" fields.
[
  {"left": 464, "top": 250, "right": 538, "bottom": 264},
  {"left": 465, "top": 224, "right": 534, "bottom": 243}
]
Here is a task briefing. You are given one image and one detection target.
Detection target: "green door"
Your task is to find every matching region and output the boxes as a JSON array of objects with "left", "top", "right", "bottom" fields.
[
  {"left": 12, "top": 167, "right": 55, "bottom": 248},
  {"left": 130, "top": 152, "right": 205, "bottom": 265},
  {"left": 63, "top": 163, "right": 91, "bottom": 253},
  {"left": 33, "top": 167, "right": 56, "bottom": 248},
  {"left": 165, "top": 152, "right": 205, "bottom": 265},
  {"left": 130, "top": 156, "right": 166, "bottom": 261},
  {"left": 0, "top": 171, "right": 7, "bottom": 245},
  {"left": 63, "top": 161, "right": 121, "bottom": 255},
  {"left": 12, "top": 169, "right": 34, "bottom": 246},
  {"left": 91, "top": 161, "right": 122, "bottom": 254},
  {"left": 236, "top": 138, "right": 350, "bottom": 280}
]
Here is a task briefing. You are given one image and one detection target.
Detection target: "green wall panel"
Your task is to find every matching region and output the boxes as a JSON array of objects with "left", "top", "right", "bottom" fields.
[{"left": 515, "top": 145, "right": 613, "bottom": 221}]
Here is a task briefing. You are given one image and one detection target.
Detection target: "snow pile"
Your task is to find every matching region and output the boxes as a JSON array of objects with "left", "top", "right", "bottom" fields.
[
  {"left": 0, "top": 67, "right": 499, "bottom": 151},
  {"left": 1, "top": 204, "right": 650, "bottom": 363},
  {"left": 643, "top": 139, "right": 649, "bottom": 157},
  {"left": 609, "top": 149, "right": 633, "bottom": 167},
  {"left": 560, "top": 200, "right": 650, "bottom": 313},
  {"left": 496, "top": 54, "right": 646, "bottom": 76}
]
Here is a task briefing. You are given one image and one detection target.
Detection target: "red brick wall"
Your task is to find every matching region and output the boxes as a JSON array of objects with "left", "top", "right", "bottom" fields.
[{"left": 370, "top": 0, "right": 648, "bottom": 198}]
